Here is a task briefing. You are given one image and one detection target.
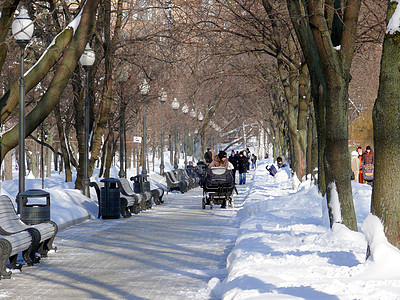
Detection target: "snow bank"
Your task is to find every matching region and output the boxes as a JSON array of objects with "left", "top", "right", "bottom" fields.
[{"left": 220, "top": 160, "right": 400, "bottom": 299}]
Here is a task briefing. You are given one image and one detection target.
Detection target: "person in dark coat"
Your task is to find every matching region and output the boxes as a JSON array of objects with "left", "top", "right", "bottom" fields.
[
  {"left": 228, "top": 150, "right": 238, "bottom": 183},
  {"left": 204, "top": 148, "right": 213, "bottom": 165},
  {"left": 277, "top": 156, "right": 287, "bottom": 168},
  {"left": 238, "top": 151, "right": 248, "bottom": 184},
  {"left": 245, "top": 148, "right": 251, "bottom": 171},
  {"left": 208, "top": 151, "right": 229, "bottom": 168},
  {"left": 251, "top": 154, "right": 257, "bottom": 169},
  {"left": 362, "top": 146, "right": 374, "bottom": 185},
  {"left": 362, "top": 146, "right": 374, "bottom": 165}
]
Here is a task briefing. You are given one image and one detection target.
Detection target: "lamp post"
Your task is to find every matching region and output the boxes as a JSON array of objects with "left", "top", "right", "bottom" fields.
[
  {"left": 197, "top": 112, "right": 204, "bottom": 160},
  {"left": 182, "top": 103, "right": 189, "bottom": 167},
  {"left": 140, "top": 79, "right": 150, "bottom": 175},
  {"left": 159, "top": 89, "right": 167, "bottom": 175},
  {"left": 171, "top": 97, "right": 180, "bottom": 169},
  {"left": 116, "top": 67, "right": 129, "bottom": 178},
  {"left": 79, "top": 43, "right": 95, "bottom": 197},
  {"left": 189, "top": 108, "right": 196, "bottom": 159},
  {"left": 12, "top": 8, "right": 34, "bottom": 198}
]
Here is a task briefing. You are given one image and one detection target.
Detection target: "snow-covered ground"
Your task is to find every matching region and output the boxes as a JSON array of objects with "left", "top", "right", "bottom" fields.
[
  {"left": 216, "top": 160, "right": 400, "bottom": 299},
  {"left": 1, "top": 156, "right": 400, "bottom": 299}
]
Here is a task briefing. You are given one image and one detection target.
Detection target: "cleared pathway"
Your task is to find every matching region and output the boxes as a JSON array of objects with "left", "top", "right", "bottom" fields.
[{"left": 0, "top": 178, "right": 251, "bottom": 300}]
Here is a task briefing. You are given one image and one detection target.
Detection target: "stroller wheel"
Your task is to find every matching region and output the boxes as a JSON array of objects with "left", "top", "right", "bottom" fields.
[
  {"left": 202, "top": 198, "right": 206, "bottom": 209},
  {"left": 210, "top": 200, "right": 213, "bottom": 210},
  {"left": 228, "top": 197, "right": 234, "bottom": 208}
]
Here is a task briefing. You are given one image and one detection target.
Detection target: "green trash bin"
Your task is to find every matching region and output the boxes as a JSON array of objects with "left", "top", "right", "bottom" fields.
[
  {"left": 18, "top": 189, "right": 51, "bottom": 225},
  {"left": 100, "top": 178, "right": 121, "bottom": 219}
]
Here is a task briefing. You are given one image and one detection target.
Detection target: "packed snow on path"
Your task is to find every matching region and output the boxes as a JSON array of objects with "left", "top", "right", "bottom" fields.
[{"left": 205, "top": 160, "right": 400, "bottom": 300}]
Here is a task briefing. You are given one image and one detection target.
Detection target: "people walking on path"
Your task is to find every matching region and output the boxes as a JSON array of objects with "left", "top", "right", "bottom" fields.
[
  {"left": 351, "top": 150, "right": 359, "bottom": 182},
  {"left": 245, "top": 148, "right": 251, "bottom": 171},
  {"left": 251, "top": 154, "right": 257, "bottom": 169},
  {"left": 362, "top": 145, "right": 374, "bottom": 185},
  {"left": 238, "top": 151, "right": 248, "bottom": 184},
  {"left": 208, "top": 150, "right": 229, "bottom": 168},
  {"left": 277, "top": 156, "right": 287, "bottom": 168},
  {"left": 357, "top": 146, "right": 364, "bottom": 183},
  {"left": 228, "top": 150, "right": 238, "bottom": 183},
  {"left": 204, "top": 148, "right": 213, "bottom": 165}
]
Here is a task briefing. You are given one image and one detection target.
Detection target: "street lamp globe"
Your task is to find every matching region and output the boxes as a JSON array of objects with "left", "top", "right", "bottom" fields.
[
  {"left": 182, "top": 103, "right": 189, "bottom": 114},
  {"left": 80, "top": 43, "right": 95, "bottom": 67},
  {"left": 190, "top": 108, "right": 196, "bottom": 119},
  {"left": 198, "top": 112, "right": 204, "bottom": 121},
  {"left": 172, "top": 97, "right": 180, "bottom": 110},
  {"left": 159, "top": 88, "right": 167, "bottom": 103},
  {"left": 12, "top": 8, "right": 34, "bottom": 43},
  {"left": 140, "top": 78, "right": 150, "bottom": 95}
]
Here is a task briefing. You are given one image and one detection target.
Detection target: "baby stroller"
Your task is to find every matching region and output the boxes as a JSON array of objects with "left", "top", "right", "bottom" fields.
[{"left": 201, "top": 167, "right": 237, "bottom": 209}]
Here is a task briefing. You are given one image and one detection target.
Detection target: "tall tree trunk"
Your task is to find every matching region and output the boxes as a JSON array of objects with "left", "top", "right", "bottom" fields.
[
  {"left": 26, "top": 150, "right": 38, "bottom": 178},
  {"left": 54, "top": 102, "right": 72, "bottom": 182},
  {"left": 306, "top": 110, "right": 313, "bottom": 178},
  {"left": 287, "top": 0, "right": 359, "bottom": 230},
  {"left": 73, "top": 67, "right": 85, "bottom": 190},
  {"left": 325, "top": 79, "right": 355, "bottom": 229},
  {"left": 371, "top": 1, "right": 400, "bottom": 249},
  {"left": 104, "top": 128, "right": 114, "bottom": 178},
  {"left": 168, "top": 134, "right": 174, "bottom": 166},
  {"left": 287, "top": 0, "right": 327, "bottom": 195},
  {"left": 98, "top": 136, "right": 108, "bottom": 178},
  {"left": 3, "top": 151, "right": 12, "bottom": 180},
  {"left": 46, "top": 147, "right": 52, "bottom": 177},
  {"left": 87, "top": 0, "right": 123, "bottom": 178}
]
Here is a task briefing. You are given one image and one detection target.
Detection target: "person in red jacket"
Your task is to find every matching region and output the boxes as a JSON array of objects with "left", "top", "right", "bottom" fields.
[{"left": 357, "top": 146, "right": 363, "bottom": 183}]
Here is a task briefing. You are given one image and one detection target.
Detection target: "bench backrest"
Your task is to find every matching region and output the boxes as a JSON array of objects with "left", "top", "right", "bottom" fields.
[
  {"left": 172, "top": 170, "right": 184, "bottom": 182},
  {"left": 0, "top": 195, "right": 29, "bottom": 234},
  {"left": 165, "top": 171, "right": 178, "bottom": 183},
  {"left": 183, "top": 169, "right": 192, "bottom": 180},
  {"left": 118, "top": 178, "right": 135, "bottom": 196}
]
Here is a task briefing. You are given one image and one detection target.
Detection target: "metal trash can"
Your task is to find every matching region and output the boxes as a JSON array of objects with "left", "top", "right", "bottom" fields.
[
  {"left": 132, "top": 174, "right": 150, "bottom": 193},
  {"left": 100, "top": 178, "right": 121, "bottom": 219},
  {"left": 18, "top": 189, "right": 51, "bottom": 225}
]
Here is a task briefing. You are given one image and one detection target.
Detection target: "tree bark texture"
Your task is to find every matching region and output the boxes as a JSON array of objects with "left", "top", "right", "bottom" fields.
[
  {"left": 0, "top": 0, "right": 100, "bottom": 161},
  {"left": 54, "top": 102, "right": 72, "bottom": 182},
  {"left": 287, "top": 0, "right": 360, "bottom": 230},
  {"left": 371, "top": 1, "right": 400, "bottom": 249},
  {"left": 0, "top": 0, "right": 19, "bottom": 72}
]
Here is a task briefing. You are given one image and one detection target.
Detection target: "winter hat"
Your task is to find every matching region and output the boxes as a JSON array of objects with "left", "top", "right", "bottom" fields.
[
  {"left": 366, "top": 146, "right": 371, "bottom": 151},
  {"left": 218, "top": 151, "right": 227, "bottom": 159}
]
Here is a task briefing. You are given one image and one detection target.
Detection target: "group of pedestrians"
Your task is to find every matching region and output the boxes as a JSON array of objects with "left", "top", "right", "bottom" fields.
[
  {"left": 204, "top": 148, "right": 257, "bottom": 185},
  {"left": 351, "top": 145, "right": 374, "bottom": 185}
]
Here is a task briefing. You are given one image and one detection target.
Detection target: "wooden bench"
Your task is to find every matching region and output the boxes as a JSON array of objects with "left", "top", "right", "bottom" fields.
[
  {"left": 186, "top": 167, "right": 201, "bottom": 186},
  {"left": 0, "top": 230, "right": 38, "bottom": 279},
  {"left": 150, "top": 188, "right": 164, "bottom": 205},
  {"left": 180, "top": 169, "right": 197, "bottom": 189},
  {"left": 129, "top": 176, "right": 165, "bottom": 205},
  {"left": 0, "top": 195, "right": 57, "bottom": 258},
  {"left": 164, "top": 171, "right": 188, "bottom": 193},
  {"left": 118, "top": 178, "right": 149, "bottom": 212}
]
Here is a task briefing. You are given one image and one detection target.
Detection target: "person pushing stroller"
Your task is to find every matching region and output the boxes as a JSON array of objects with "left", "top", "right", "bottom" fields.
[{"left": 208, "top": 151, "right": 229, "bottom": 169}]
